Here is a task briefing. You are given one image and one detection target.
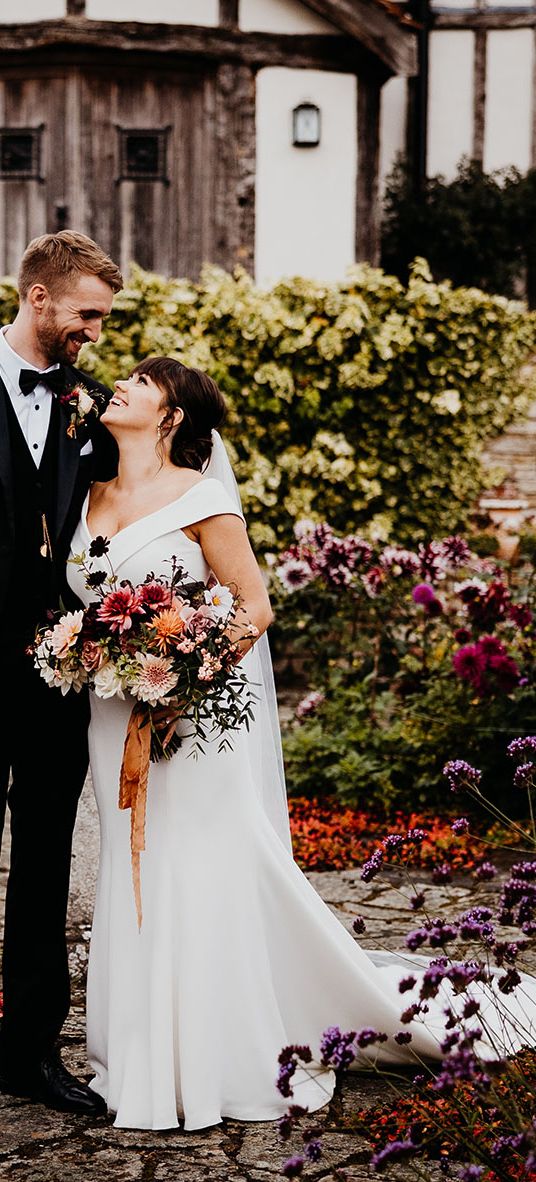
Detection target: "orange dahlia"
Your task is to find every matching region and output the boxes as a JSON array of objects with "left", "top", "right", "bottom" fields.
[{"left": 149, "top": 607, "right": 185, "bottom": 652}]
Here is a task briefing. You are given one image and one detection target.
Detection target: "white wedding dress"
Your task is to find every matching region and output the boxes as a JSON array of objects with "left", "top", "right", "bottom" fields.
[{"left": 68, "top": 478, "right": 536, "bottom": 1132}]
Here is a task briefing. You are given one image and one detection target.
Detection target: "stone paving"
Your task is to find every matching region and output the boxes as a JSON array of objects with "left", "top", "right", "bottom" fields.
[{"left": 0, "top": 779, "right": 519, "bottom": 1182}]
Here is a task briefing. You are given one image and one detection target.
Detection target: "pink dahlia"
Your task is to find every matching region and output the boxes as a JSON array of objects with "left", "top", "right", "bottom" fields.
[
  {"left": 97, "top": 586, "right": 145, "bottom": 634},
  {"left": 138, "top": 581, "right": 171, "bottom": 611},
  {"left": 452, "top": 643, "right": 486, "bottom": 686}
]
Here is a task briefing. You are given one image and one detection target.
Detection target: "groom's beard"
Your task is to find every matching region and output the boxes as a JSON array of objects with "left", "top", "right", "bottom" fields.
[{"left": 35, "top": 309, "right": 86, "bottom": 366}]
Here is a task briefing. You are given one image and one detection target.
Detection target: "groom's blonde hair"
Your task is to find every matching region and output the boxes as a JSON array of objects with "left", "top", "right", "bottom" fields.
[{"left": 18, "top": 230, "right": 123, "bottom": 299}]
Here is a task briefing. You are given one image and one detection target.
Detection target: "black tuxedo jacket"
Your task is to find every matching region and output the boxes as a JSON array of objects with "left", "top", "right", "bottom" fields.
[{"left": 0, "top": 361, "right": 118, "bottom": 615}]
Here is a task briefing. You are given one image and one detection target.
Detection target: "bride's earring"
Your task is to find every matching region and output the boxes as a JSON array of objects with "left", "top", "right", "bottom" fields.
[{"left": 156, "top": 418, "right": 164, "bottom": 438}]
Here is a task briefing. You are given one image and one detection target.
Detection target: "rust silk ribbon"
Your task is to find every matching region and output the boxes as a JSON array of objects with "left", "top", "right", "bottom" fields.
[
  {"left": 119, "top": 703, "right": 151, "bottom": 931},
  {"left": 118, "top": 703, "right": 183, "bottom": 930}
]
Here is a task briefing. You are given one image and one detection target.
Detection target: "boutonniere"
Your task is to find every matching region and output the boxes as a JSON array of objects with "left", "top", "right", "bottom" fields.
[{"left": 59, "top": 382, "right": 107, "bottom": 439}]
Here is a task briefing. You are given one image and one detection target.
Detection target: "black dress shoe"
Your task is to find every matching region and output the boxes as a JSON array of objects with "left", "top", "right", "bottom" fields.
[{"left": 0, "top": 1050, "right": 107, "bottom": 1116}]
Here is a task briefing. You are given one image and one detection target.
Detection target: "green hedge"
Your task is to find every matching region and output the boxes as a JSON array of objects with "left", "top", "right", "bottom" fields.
[{"left": 1, "top": 260, "right": 534, "bottom": 549}]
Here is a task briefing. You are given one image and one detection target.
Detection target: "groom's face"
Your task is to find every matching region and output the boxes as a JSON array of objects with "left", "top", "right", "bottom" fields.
[{"left": 34, "top": 274, "right": 114, "bottom": 366}]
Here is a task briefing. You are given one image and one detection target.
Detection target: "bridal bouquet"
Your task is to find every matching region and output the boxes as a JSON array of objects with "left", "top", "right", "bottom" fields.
[
  {"left": 33, "top": 535, "right": 257, "bottom": 757},
  {"left": 32, "top": 536, "right": 258, "bottom": 926}
]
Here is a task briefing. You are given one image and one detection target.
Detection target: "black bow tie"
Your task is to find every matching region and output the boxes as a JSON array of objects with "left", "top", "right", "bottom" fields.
[{"left": 19, "top": 366, "right": 66, "bottom": 398}]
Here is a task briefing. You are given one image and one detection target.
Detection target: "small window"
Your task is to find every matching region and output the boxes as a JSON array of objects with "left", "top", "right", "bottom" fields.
[
  {"left": 0, "top": 127, "right": 43, "bottom": 180},
  {"left": 118, "top": 128, "right": 170, "bottom": 182}
]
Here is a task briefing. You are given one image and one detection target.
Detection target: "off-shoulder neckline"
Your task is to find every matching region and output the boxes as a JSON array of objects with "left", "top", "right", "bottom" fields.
[{"left": 83, "top": 477, "right": 225, "bottom": 544}]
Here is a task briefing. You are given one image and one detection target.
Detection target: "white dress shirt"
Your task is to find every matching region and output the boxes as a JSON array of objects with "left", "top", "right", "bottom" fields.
[{"left": 0, "top": 327, "right": 61, "bottom": 467}]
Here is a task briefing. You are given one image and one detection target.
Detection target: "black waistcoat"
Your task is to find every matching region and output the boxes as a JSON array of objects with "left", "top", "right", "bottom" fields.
[{"left": 1, "top": 389, "right": 60, "bottom": 648}]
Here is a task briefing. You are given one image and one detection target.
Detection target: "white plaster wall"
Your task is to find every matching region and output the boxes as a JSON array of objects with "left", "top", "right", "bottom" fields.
[
  {"left": 429, "top": 0, "right": 476, "bottom": 8},
  {"left": 486, "top": 0, "right": 533, "bottom": 7},
  {"left": 3, "top": 0, "right": 65, "bottom": 18},
  {"left": 239, "top": 0, "right": 337, "bottom": 34},
  {"left": 484, "top": 30, "right": 534, "bottom": 172},
  {"left": 255, "top": 67, "right": 357, "bottom": 285},
  {"left": 86, "top": 0, "right": 218, "bottom": 23},
  {"left": 427, "top": 30, "right": 474, "bottom": 178},
  {"left": 379, "top": 75, "right": 407, "bottom": 193}
]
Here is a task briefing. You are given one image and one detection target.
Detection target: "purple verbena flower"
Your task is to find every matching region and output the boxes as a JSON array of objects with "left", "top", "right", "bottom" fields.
[
  {"left": 319, "top": 1026, "right": 356, "bottom": 1069},
  {"left": 382, "top": 833, "right": 405, "bottom": 854},
  {"left": 352, "top": 915, "right": 367, "bottom": 935},
  {"left": 443, "top": 761, "right": 482, "bottom": 793},
  {"left": 410, "top": 891, "right": 426, "bottom": 912},
  {"left": 458, "top": 1167, "right": 484, "bottom": 1181},
  {"left": 432, "top": 863, "right": 453, "bottom": 885},
  {"left": 394, "top": 1031, "right": 413, "bottom": 1045},
  {"left": 371, "top": 1140, "right": 417, "bottom": 1173},
  {"left": 361, "top": 850, "right": 384, "bottom": 882},
  {"left": 474, "top": 861, "right": 497, "bottom": 882},
  {"left": 399, "top": 975, "right": 417, "bottom": 994},
  {"left": 282, "top": 1155, "right": 305, "bottom": 1178},
  {"left": 406, "top": 827, "right": 428, "bottom": 844},
  {"left": 507, "top": 736, "right": 536, "bottom": 762},
  {"left": 451, "top": 817, "right": 470, "bottom": 835},
  {"left": 406, "top": 928, "right": 428, "bottom": 952},
  {"left": 355, "top": 1028, "right": 388, "bottom": 1049},
  {"left": 497, "top": 968, "right": 522, "bottom": 994},
  {"left": 514, "top": 763, "right": 535, "bottom": 792}
]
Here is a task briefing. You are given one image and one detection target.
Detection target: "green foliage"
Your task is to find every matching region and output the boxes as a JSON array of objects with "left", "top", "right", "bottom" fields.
[
  {"left": 382, "top": 157, "right": 536, "bottom": 305},
  {"left": 273, "top": 527, "right": 536, "bottom": 812},
  {"left": 0, "top": 261, "right": 534, "bottom": 550}
]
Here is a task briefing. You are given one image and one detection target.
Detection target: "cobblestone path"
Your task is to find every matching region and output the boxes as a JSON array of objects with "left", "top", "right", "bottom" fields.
[{"left": 0, "top": 779, "right": 518, "bottom": 1182}]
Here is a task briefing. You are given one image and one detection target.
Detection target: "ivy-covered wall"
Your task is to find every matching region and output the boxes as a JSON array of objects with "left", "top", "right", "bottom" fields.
[{"left": 1, "top": 259, "right": 534, "bottom": 549}]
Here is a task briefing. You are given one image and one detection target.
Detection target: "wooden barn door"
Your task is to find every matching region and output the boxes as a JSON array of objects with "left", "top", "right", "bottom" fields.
[
  {"left": 0, "top": 68, "right": 76, "bottom": 275},
  {"left": 80, "top": 66, "right": 218, "bottom": 278},
  {"left": 0, "top": 60, "right": 254, "bottom": 279}
]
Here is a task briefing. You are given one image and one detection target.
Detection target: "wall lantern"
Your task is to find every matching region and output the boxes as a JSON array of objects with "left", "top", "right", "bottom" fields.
[{"left": 292, "top": 102, "right": 321, "bottom": 148}]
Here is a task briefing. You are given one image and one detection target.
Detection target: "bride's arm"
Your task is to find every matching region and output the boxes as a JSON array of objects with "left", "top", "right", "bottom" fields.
[{"left": 195, "top": 512, "right": 273, "bottom": 658}]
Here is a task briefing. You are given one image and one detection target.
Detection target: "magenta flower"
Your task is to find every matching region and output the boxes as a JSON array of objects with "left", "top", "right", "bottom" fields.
[
  {"left": 452, "top": 643, "right": 486, "bottom": 686},
  {"left": 412, "top": 582, "right": 436, "bottom": 606}
]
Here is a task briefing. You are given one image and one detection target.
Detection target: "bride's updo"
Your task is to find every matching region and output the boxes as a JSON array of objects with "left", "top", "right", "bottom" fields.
[{"left": 133, "top": 356, "right": 226, "bottom": 471}]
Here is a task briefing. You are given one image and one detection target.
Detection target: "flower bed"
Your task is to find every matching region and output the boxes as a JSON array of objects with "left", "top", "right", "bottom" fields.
[
  {"left": 273, "top": 525, "right": 536, "bottom": 813},
  {"left": 288, "top": 797, "right": 501, "bottom": 874},
  {"left": 350, "top": 1048, "right": 536, "bottom": 1180}
]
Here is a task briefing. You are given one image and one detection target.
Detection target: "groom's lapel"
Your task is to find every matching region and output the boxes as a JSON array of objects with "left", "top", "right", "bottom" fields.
[
  {"left": 55, "top": 397, "right": 82, "bottom": 542},
  {"left": 0, "top": 375, "right": 15, "bottom": 536}
]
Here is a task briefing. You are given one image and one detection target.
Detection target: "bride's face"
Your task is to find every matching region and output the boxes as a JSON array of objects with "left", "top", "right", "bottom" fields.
[{"left": 102, "top": 371, "right": 166, "bottom": 435}]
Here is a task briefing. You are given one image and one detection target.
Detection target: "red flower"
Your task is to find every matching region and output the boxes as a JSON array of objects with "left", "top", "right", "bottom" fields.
[{"left": 97, "top": 586, "right": 145, "bottom": 634}]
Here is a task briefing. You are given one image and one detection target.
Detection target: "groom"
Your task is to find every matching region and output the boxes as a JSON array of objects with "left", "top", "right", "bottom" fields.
[{"left": 0, "top": 231, "right": 122, "bottom": 1113}]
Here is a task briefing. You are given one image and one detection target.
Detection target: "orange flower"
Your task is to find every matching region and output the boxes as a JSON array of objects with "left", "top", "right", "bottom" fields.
[{"left": 149, "top": 608, "right": 185, "bottom": 653}]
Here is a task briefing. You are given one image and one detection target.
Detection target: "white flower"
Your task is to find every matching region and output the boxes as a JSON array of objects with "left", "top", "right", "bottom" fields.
[
  {"left": 92, "top": 661, "right": 125, "bottom": 700},
  {"left": 434, "top": 389, "right": 461, "bottom": 416},
  {"left": 276, "top": 558, "right": 314, "bottom": 594},
  {"left": 77, "top": 389, "right": 96, "bottom": 416},
  {"left": 129, "top": 652, "right": 178, "bottom": 706},
  {"left": 454, "top": 577, "right": 488, "bottom": 596},
  {"left": 204, "top": 584, "right": 234, "bottom": 620}
]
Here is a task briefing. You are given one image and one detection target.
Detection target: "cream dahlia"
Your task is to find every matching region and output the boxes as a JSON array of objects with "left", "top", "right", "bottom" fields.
[{"left": 130, "top": 652, "right": 179, "bottom": 706}]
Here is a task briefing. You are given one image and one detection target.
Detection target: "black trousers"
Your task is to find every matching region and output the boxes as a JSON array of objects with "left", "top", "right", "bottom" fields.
[{"left": 0, "top": 643, "right": 89, "bottom": 1075}]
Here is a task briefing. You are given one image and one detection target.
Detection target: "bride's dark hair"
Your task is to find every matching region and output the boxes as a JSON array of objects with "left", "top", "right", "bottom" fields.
[{"left": 132, "top": 356, "right": 226, "bottom": 471}]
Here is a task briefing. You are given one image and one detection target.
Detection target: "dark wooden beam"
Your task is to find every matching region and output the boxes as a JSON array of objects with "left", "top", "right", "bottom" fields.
[
  {"left": 213, "top": 62, "right": 255, "bottom": 274},
  {"left": 301, "top": 0, "right": 418, "bottom": 76},
  {"left": 219, "top": 0, "right": 238, "bottom": 28},
  {"left": 473, "top": 28, "right": 486, "bottom": 165},
  {"left": 356, "top": 75, "right": 381, "bottom": 265},
  {"left": 434, "top": 10, "right": 536, "bottom": 29},
  {"left": 66, "top": 0, "right": 85, "bottom": 13},
  {"left": 532, "top": 28, "right": 536, "bottom": 168},
  {"left": 0, "top": 20, "right": 368, "bottom": 74}
]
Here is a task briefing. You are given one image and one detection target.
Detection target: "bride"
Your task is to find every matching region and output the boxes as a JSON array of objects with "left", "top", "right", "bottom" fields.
[{"left": 68, "top": 357, "right": 536, "bottom": 1132}]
